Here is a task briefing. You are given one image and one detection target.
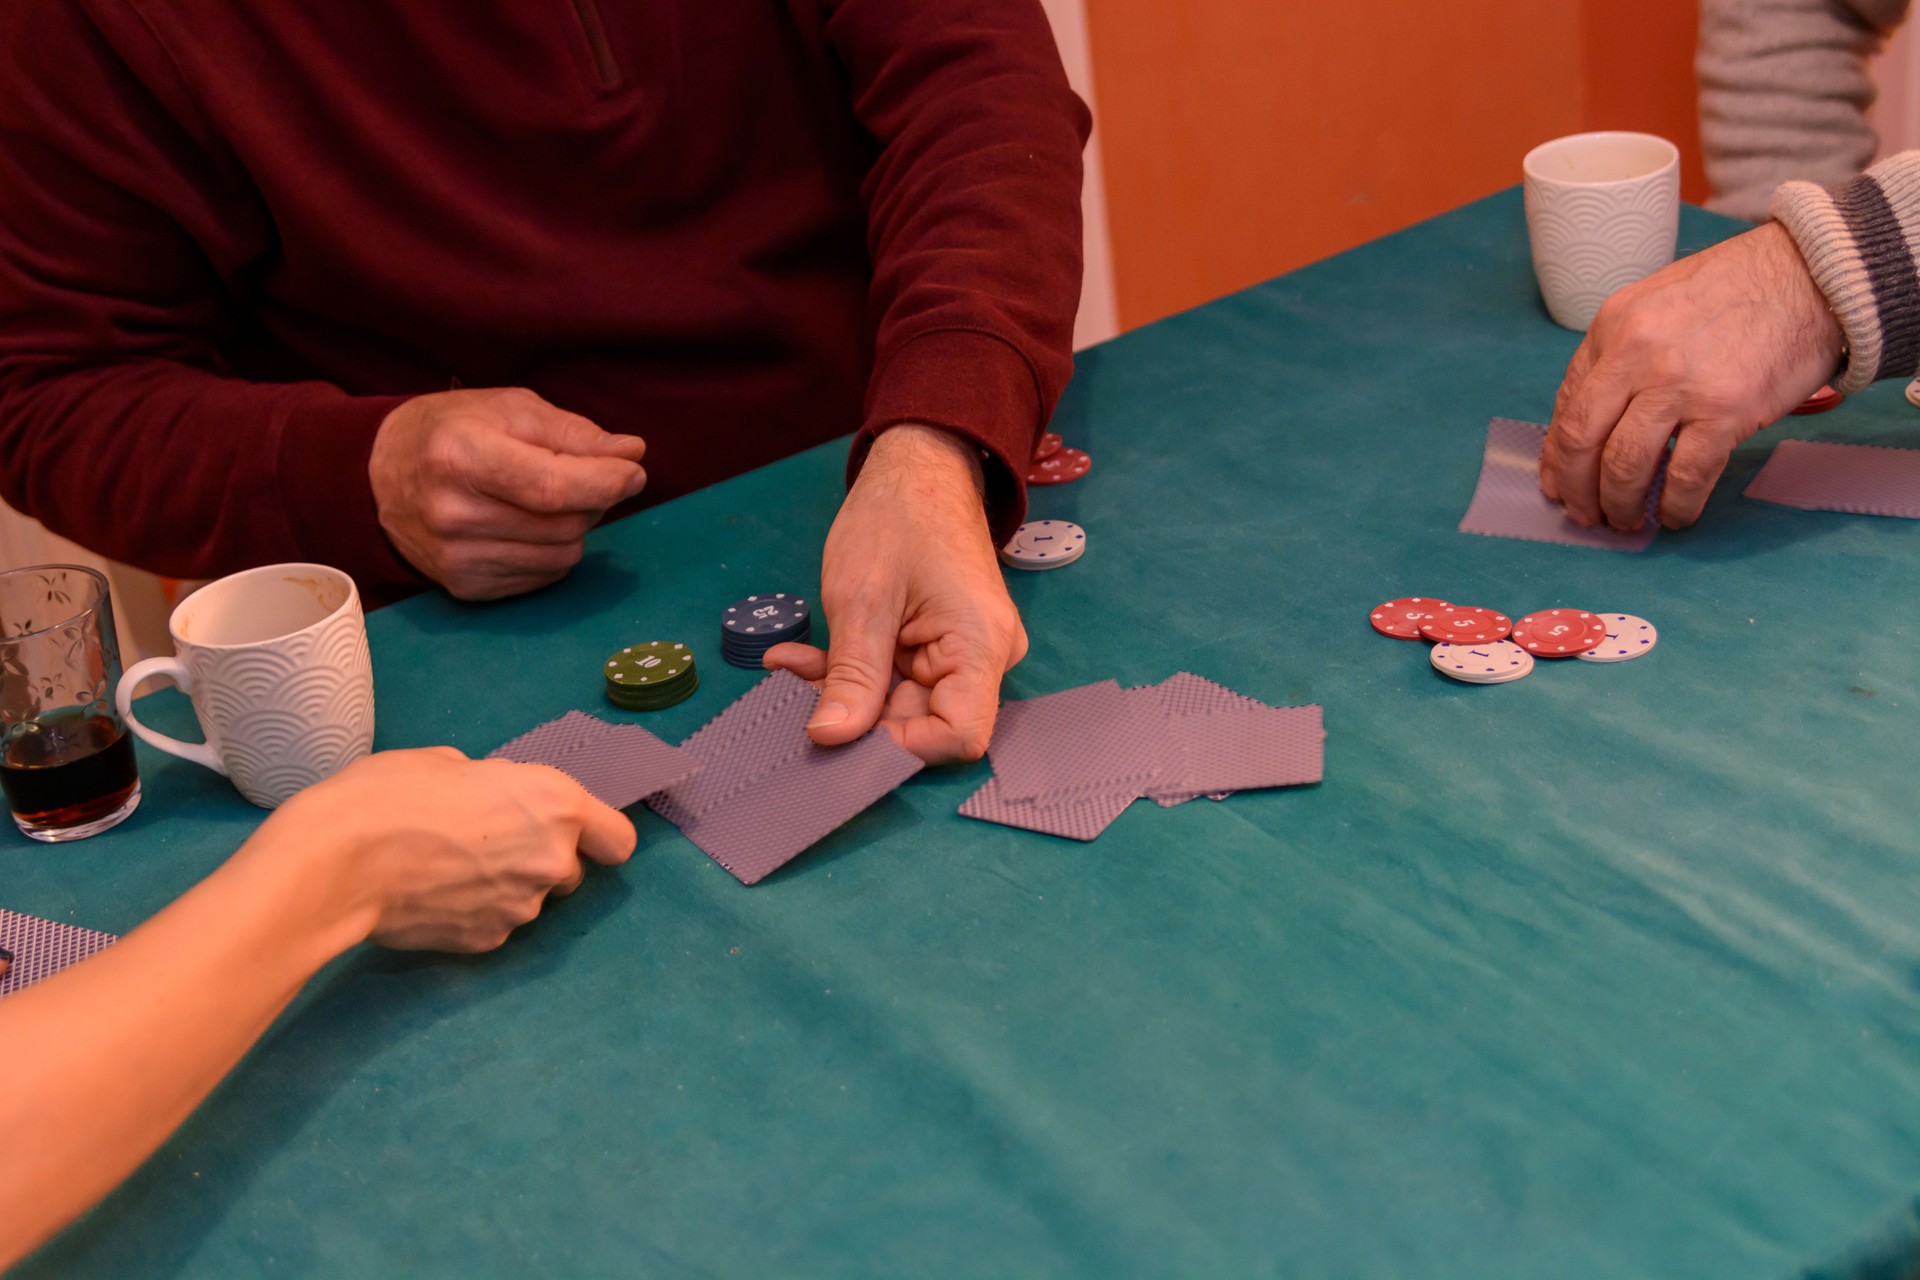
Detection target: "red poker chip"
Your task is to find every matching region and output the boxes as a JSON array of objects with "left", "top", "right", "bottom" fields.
[
  {"left": 1417, "top": 604, "right": 1512, "bottom": 645},
  {"left": 1369, "top": 596, "right": 1452, "bottom": 640},
  {"left": 1510, "top": 608, "right": 1607, "bottom": 656},
  {"left": 1032, "top": 431, "right": 1064, "bottom": 461},
  {"left": 1791, "top": 385, "right": 1842, "bottom": 415},
  {"left": 1028, "top": 447, "right": 1091, "bottom": 486}
]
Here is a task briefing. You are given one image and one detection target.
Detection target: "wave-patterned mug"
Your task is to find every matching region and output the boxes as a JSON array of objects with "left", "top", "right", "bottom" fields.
[
  {"left": 1523, "top": 132, "right": 1681, "bottom": 332},
  {"left": 116, "top": 564, "right": 375, "bottom": 808}
]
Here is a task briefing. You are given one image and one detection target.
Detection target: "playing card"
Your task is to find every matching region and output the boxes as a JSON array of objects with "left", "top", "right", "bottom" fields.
[
  {"left": 0, "top": 908, "right": 117, "bottom": 998},
  {"left": 1151, "top": 672, "right": 1266, "bottom": 805},
  {"left": 1146, "top": 705, "right": 1325, "bottom": 798},
  {"left": 667, "top": 732, "right": 924, "bottom": 884},
  {"left": 957, "top": 776, "right": 1136, "bottom": 842},
  {"left": 1459, "top": 418, "right": 1663, "bottom": 551},
  {"left": 1743, "top": 439, "right": 1920, "bottom": 518},
  {"left": 649, "top": 671, "right": 925, "bottom": 885},
  {"left": 488, "top": 710, "right": 702, "bottom": 811}
]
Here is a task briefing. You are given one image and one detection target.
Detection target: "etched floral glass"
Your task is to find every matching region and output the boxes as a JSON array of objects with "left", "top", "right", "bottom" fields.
[{"left": 0, "top": 566, "right": 140, "bottom": 841}]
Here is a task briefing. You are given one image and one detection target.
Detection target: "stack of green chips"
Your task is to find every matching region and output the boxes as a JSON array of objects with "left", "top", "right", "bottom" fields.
[{"left": 603, "top": 641, "right": 699, "bottom": 712}]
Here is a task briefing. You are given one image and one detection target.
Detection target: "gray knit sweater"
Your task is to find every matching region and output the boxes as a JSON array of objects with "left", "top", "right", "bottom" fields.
[
  {"left": 1699, "top": 0, "right": 1910, "bottom": 221},
  {"left": 1774, "top": 151, "right": 1920, "bottom": 391}
]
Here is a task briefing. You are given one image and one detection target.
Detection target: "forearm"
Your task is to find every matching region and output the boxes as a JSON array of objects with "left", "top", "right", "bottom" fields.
[
  {"left": 1771, "top": 150, "right": 1920, "bottom": 391},
  {"left": 0, "top": 827, "right": 370, "bottom": 1269},
  {"left": 1698, "top": 0, "right": 1898, "bottom": 222}
]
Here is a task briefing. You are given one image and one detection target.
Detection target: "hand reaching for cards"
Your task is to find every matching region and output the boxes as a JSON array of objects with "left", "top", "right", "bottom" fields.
[
  {"left": 764, "top": 424, "right": 1029, "bottom": 764},
  {"left": 1540, "top": 221, "right": 1845, "bottom": 531},
  {"left": 370, "top": 388, "right": 648, "bottom": 600},
  {"left": 256, "top": 747, "right": 636, "bottom": 952}
]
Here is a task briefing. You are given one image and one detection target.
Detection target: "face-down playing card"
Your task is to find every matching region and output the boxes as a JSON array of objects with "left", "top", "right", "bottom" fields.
[
  {"left": 1460, "top": 418, "right": 1663, "bottom": 551},
  {"left": 987, "top": 681, "right": 1172, "bottom": 806},
  {"left": 647, "top": 670, "right": 924, "bottom": 885},
  {"left": 1743, "top": 439, "right": 1920, "bottom": 518},
  {"left": 0, "top": 908, "right": 117, "bottom": 997},
  {"left": 488, "top": 710, "right": 702, "bottom": 812}
]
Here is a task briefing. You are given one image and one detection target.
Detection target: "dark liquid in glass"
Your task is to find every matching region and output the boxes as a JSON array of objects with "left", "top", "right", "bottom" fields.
[{"left": 1, "top": 710, "right": 139, "bottom": 830}]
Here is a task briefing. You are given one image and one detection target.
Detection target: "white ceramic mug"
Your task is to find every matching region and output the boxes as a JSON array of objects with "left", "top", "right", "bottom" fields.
[
  {"left": 116, "top": 564, "right": 375, "bottom": 808},
  {"left": 1522, "top": 131, "right": 1681, "bottom": 332}
]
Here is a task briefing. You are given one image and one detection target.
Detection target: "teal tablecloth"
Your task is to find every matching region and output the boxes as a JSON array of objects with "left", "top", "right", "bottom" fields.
[{"left": 11, "top": 190, "right": 1920, "bottom": 1279}]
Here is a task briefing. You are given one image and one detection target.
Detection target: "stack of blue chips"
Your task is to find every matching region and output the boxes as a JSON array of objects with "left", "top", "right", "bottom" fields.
[{"left": 720, "top": 593, "right": 812, "bottom": 669}]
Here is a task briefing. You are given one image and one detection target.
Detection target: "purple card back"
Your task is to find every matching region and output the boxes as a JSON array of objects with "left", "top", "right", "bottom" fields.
[
  {"left": 0, "top": 908, "right": 116, "bottom": 997},
  {"left": 488, "top": 710, "right": 702, "bottom": 811},
  {"left": 1744, "top": 439, "right": 1920, "bottom": 517},
  {"left": 649, "top": 670, "right": 925, "bottom": 884},
  {"left": 1152, "top": 673, "right": 1264, "bottom": 805},
  {"left": 1459, "top": 418, "right": 1662, "bottom": 552},
  {"left": 958, "top": 776, "right": 1136, "bottom": 842},
  {"left": 667, "top": 732, "right": 924, "bottom": 884},
  {"left": 1148, "top": 705, "right": 1325, "bottom": 797}
]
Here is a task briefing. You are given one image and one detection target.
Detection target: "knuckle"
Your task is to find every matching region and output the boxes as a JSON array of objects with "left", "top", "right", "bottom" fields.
[
  {"left": 1664, "top": 458, "right": 1715, "bottom": 491},
  {"left": 1601, "top": 449, "right": 1647, "bottom": 487}
]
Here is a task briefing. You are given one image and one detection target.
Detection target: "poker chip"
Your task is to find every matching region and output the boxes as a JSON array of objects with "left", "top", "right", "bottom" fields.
[
  {"left": 1791, "top": 385, "right": 1843, "bottom": 415},
  {"left": 1510, "top": 608, "right": 1607, "bottom": 656},
  {"left": 604, "top": 642, "right": 699, "bottom": 710},
  {"left": 1369, "top": 596, "right": 1451, "bottom": 640},
  {"left": 999, "top": 519, "right": 1086, "bottom": 571},
  {"left": 720, "top": 593, "right": 813, "bottom": 669},
  {"left": 1033, "top": 432, "right": 1064, "bottom": 461},
  {"left": 1028, "top": 447, "right": 1091, "bottom": 486},
  {"left": 1430, "top": 640, "right": 1534, "bottom": 685},
  {"left": 1417, "top": 604, "right": 1512, "bottom": 645},
  {"left": 1575, "top": 613, "right": 1658, "bottom": 663},
  {"left": 1907, "top": 378, "right": 1920, "bottom": 410}
]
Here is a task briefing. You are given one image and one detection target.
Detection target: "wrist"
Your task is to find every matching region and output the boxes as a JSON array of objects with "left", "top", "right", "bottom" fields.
[
  {"left": 223, "top": 799, "right": 383, "bottom": 961},
  {"left": 861, "top": 423, "right": 987, "bottom": 510}
]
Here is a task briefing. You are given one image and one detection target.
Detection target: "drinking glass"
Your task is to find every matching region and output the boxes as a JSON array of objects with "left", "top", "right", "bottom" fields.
[{"left": 0, "top": 565, "right": 141, "bottom": 841}]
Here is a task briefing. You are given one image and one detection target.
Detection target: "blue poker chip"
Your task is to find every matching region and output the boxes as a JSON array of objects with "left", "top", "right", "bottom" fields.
[{"left": 721, "top": 593, "right": 811, "bottom": 642}]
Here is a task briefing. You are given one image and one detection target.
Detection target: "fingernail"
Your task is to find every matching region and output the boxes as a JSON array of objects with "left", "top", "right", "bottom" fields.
[{"left": 808, "top": 700, "right": 849, "bottom": 729}]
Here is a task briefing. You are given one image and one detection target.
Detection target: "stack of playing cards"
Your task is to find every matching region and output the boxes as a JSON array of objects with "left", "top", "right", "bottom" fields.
[
  {"left": 1744, "top": 439, "right": 1920, "bottom": 518},
  {"left": 960, "top": 673, "right": 1325, "bottom": 841},
  {"left": 1460, "top": 418, "right": 1664, "bottom": 551}
]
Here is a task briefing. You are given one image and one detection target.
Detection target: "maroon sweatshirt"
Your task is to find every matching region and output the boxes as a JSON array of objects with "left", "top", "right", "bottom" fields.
[{"left": 0, "top": 1, "right": 1088, "bottom": 596}]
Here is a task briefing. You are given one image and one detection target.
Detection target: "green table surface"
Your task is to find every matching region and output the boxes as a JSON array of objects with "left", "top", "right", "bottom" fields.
[{"left": 12, "top": 189, "right": 1920, "bottom": 1279}]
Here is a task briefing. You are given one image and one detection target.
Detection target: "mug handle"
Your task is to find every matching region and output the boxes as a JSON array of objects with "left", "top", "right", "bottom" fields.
[{"left": 116, "top": 657, "right": 227, "bottom": 776}]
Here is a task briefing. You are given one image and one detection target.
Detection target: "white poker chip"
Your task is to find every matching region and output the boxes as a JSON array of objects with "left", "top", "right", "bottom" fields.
[
  {"left": 999, "top": 519, "right": 1086, "bottom": 571},
  {"left": 1430, "top": 640, "right": 1534, "bottom": 685},
  {"left": 1575, "top": 613, "right": 1658, "bottom": 663}
]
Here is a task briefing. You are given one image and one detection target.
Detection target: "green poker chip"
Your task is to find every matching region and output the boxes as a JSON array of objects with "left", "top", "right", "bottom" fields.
[{"left": 603, "top": 641, "right": 697, "bottom": 712}]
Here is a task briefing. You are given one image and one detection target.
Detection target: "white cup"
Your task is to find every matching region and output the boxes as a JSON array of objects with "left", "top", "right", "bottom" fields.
[
  {"left": 116, "top": 564, "right": 375, "bottom": 808},
  {"left": 1523, "top": 131, "right": 1681, "bottom": 331}
]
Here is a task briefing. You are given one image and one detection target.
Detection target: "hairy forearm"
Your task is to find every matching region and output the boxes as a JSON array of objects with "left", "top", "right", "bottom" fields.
[{"left": 0, "top": 828, "right": 369, "bottom": 1269}]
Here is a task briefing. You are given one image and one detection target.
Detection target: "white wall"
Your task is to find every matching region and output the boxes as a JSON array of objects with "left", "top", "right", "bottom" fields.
[{"left": 1037, "top": 0, "right": 1120, "bottom": 348}]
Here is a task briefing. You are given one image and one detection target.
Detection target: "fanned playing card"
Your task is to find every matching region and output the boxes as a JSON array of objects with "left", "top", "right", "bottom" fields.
[
  {"left": 1744, "top": 439, "right": 1920, "bottom": 517},
  {"left": 963, "top": 674, "right": 1324, "bottom": 840},
  {"left": 1460, "top": 418, "right": 1663, "bottom": 551},
  {"left": 0, "top": 908, "right": 117, "bottom": 997},
  {"left": 649, "top": 670, "right": 924, "bottom": 885},
  {"left": 489, "top": 710, "right": 702, "bottom": 811},
  {"left": 958, "top": 776, "right": 1136, "bottom": 842}
]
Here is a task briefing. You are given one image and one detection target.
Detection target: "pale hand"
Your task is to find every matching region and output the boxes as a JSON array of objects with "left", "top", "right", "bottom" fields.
[
  {"left": 1540, "top": 221, "right": 1845, "bottom": 531},
  {"left": 370, "top": 388, "right": 648, "bottom": 600},
  {"left": 765, "top": 424, "right": 1028, "bottom": 764},
  {"left": 247, "top": 748, "right": 637, "bottom": 953}
]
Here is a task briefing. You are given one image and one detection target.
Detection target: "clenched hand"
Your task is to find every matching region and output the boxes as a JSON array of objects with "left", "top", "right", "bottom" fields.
[
  {"left": 1540, "top": 222, "right": 1845, "bottom": 531},
  {"left": 370, "top": 387, "right": 647, "bottom": 599}
]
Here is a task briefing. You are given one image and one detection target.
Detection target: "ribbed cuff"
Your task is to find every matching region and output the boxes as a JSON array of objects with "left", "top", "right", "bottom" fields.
[
  {"left": 850, "top": 328, "right": 1045, "bottom": 548},
  {"left": 1772, "top": 151, "right": 1920, "bottom": 393},
  {"left": 273, "top": 390, "right": 426, "bottom": 604}
]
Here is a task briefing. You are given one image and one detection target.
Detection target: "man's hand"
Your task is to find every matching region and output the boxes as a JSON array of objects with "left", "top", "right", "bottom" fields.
[
  {"left": 369, "top": 388, "right": 648, "bottom": 600},
  {"left": 764, "top": 424, "right": 1028, "bottom": 764},
  {"left": 256, "top": 747, "right": 637, "bottom": 953},
  {"left": 1541, "top": 221, "right": 1845, "bottom": 531}
]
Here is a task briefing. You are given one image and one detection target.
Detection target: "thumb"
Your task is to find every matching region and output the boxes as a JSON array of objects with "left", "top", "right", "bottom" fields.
[
  {"left": 808, "top": 601, "right": 900, "bottom": 747},
  {"left": 503, "top": 396, "right": 648, "bottom": 464}
]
